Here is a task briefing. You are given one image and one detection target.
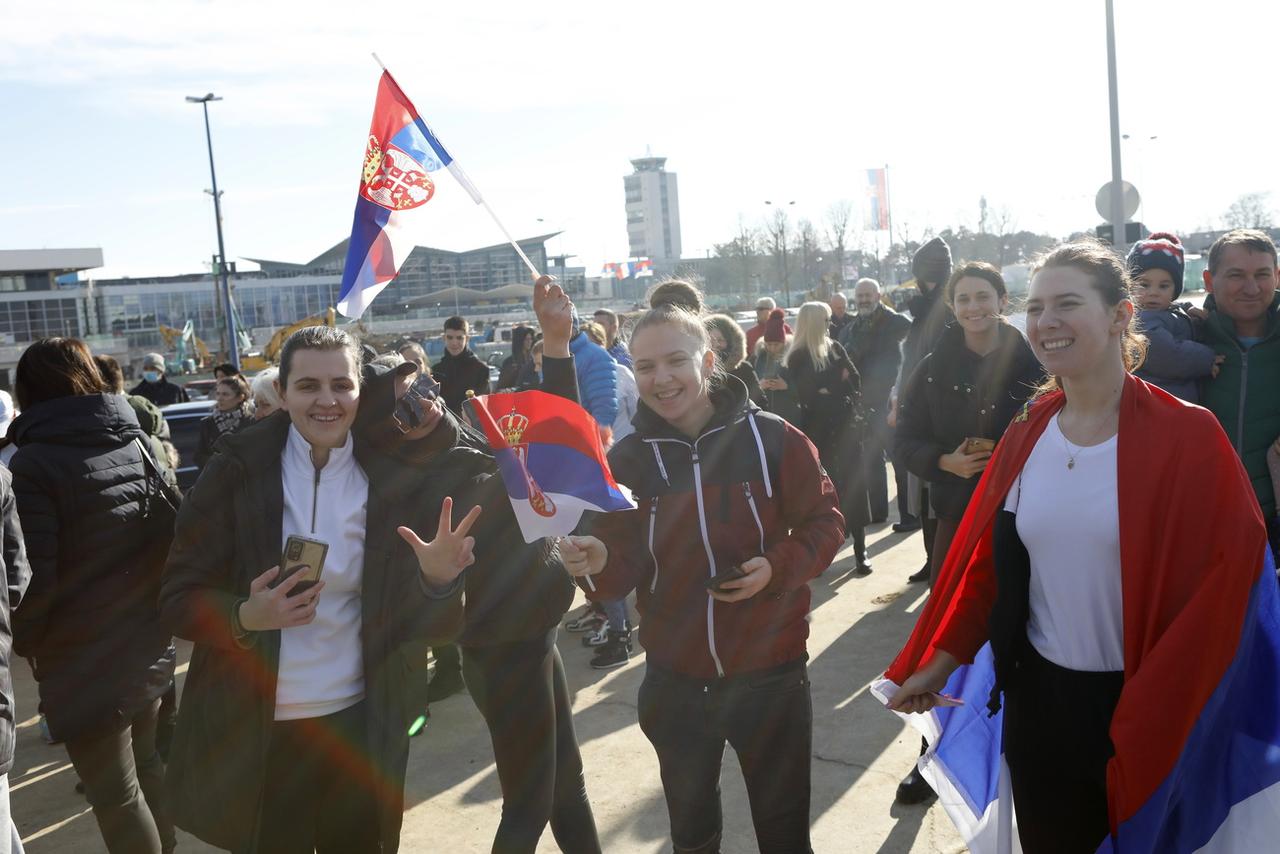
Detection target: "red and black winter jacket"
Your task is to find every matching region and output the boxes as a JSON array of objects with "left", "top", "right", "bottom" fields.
[{"left": 583, "top": 376, "right": 845, "bottom": 678}]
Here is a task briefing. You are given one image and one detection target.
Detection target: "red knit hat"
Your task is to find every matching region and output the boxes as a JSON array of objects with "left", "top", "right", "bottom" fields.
[{"left": 764, "top": 308, "right": 787, "bottom": 342}]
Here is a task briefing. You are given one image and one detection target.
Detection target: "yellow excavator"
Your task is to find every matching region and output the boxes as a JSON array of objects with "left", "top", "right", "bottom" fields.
[
  {"left": 158, "top": 322, "right": 212, "bottom": 371},
  {"left": 239, "top": 308, "right": 337, "bottom": 372}
]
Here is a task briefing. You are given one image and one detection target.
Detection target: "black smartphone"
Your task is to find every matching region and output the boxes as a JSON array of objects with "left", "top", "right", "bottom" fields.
[
  {"left": 392, "top": 375, "right": 441, "bottom": 433},
  {"left": 704, "top": 564, "right": 748, "bottom": 593},
  {"left": 275, "top": 535, "right": 329, "bottom": 596}
]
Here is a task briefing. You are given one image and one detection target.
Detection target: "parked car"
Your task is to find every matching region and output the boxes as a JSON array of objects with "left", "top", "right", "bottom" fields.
[
  {"left": 159, "top": 400, "right": 215, "bottom": 491},
  {"left": 183, "top": 378, "right": 217, "bottom": 401}
]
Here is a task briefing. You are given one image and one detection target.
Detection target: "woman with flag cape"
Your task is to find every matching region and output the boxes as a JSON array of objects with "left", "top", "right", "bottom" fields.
[{"left": 882, "top": 241, "right": 1280, "bottom": 853}]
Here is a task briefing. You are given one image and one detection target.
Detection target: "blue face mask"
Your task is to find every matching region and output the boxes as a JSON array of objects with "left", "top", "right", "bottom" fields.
[{"left": 143, "top": 371, "right": 161, "bottom": 383}]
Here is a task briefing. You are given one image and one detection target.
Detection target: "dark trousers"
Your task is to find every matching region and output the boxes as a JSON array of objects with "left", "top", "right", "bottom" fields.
[
  {"left": 247, "top": 701, "right": 380, "bottom": 854},
  {"left": 432, "top": 643, "right": 461, "bottom": 676},
  {"left": 462, "top": 631, "right": 600, "bottom": 854},
  {"left": 927, "top": 517, "right": 961, "bottom": 587},
  {"left": 1003, "top": 646, "right": 1123, "bottom": 854},
  {"left": 864, "top": 408, "right": 906, "bottom": 521},
  {"left": 64, "top": 697, "right": 174, "bottom": 854},
  {"left": 637, "top": 661, "right": 813, "bottom": 854},
  {"left": 894, "top": 459, "right": 913, "bottom": 521},
  {"left": 920, "top": 484, "right": 937, "bottom": 560}
]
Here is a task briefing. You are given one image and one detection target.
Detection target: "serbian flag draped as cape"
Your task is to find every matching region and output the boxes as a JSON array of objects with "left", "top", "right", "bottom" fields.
[
  {"left": 469, "top": 390, "right": 634, "bottom": 542},
  {"left": 337, "top": 71, "right": 484, "bottom": 318},
  {"left": 871, "top": 376, "right": 1280, "bottom": 853}
]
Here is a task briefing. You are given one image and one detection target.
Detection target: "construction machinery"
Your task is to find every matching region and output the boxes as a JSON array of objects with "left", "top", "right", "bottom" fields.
[
  {"left": 158, "top": 322, "right": 212, "bottom": 373},
  {"left": 239, "top": 307, "right": 337, "bottom": 372}
]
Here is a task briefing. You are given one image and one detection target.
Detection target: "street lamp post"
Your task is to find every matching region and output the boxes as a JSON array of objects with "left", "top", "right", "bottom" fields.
[
  {"left": 186, "top": 93, "right": 240, "bottom": 371},
  {"left": 1104, "top": 0, "right": 1126, "bottom": 248}
]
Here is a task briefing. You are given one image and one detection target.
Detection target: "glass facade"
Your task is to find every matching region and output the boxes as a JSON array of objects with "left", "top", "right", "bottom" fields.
[
  {"left": 0, "top": 295, "right": 83, "bottom": 343},
  {"left": 0, "top": 237, "right": 552, "bottom": 355}
]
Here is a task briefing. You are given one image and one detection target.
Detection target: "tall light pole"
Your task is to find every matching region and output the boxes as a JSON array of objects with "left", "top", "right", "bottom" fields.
[
  {"left": 186, "top": 93, "right": 240, "bottom": 371},
  {"left": 1105, "top": 0, "right": 1126, "bottom": 248}
]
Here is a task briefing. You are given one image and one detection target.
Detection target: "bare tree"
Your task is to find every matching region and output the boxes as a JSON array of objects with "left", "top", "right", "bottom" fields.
[
  {"left": 1223, "top": 192, "right": 1275, "bottom": 230},
  {"left": 796, "top": 219, "right": 823, "bottom": 298},
  {"left": 729, "top": 216, "right": 760, "bottom": 293},
  {"left": 990, "top": 205, "right": 1017, "bottom": 267},
  {"left": 825, "top": 200, "right": 855, "bottom": 288},
  {"left": 763, "top": 208, "right": 793, "bottom": 307}
]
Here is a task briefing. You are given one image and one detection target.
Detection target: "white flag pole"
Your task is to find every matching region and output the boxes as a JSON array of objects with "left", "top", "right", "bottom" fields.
[{"left": 371, "top": 53, "right": 544, "bottom": 281}]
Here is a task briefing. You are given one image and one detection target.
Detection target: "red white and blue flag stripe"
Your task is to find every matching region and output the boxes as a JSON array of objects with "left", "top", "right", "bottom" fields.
[
  {"left": 866, "top": 167, "right": 890, "bottom": 231},
  {"left": 469, "top": 390, "right": 634, "bottom": 542},
  {"left": 875, "top": 551, "right": 1280, "bottom": 853},
  {"left": 338, "top": 71, "right": 483, "bottom": 318},
  {"left": 873, "top": 380, "right": 1280, "bottom": 853}
]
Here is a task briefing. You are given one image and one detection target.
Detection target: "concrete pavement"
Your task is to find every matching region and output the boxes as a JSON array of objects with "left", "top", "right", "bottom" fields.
[{"left": 9, "top": 515, "right": 965, "bottom": 853}]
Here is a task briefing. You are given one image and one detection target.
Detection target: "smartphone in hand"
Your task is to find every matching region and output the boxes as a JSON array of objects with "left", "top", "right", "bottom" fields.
[
  {"left": 276, "top": 535, "right": 329, "bottom": 597},
  {"left": 963, "top": 437, "right": 995, "bottom": 455},
  {"left": 704, "top": 565, "right": 748, "bottom": 593}
]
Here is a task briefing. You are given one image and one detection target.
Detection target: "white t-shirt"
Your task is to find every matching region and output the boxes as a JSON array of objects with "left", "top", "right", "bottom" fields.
[
  {"left": 1004, "top": 413, "right": 1124, "bottom": 672},
  {"left": 275, "top": 425, "right": 369, "bottom": 721}
]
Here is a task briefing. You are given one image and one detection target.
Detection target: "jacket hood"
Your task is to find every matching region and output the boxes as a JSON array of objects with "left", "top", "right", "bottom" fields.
[
  {"left": 930, "top": 319, "right": 1037, "bottom": 372},
  {"left": 630, "top": 371, "right": 755, "bottom": 440},
  {"left": 11, "top": 393, "right": 144, "bottom": 448}
]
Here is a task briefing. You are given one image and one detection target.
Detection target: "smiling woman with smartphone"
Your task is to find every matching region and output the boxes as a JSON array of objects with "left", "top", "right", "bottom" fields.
[
  {"left": 159, "top": 325, "right": 476, "bottom": 854},
  {"left": 560, "top": 284, "right": 844, "bottom": 854},
  {"left": 894, "top": 262, "right": 1043, "bottom": 587}
]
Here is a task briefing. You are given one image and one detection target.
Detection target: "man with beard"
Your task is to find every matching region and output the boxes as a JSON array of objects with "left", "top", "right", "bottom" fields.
[{"left": 839, "top": 278, "right": 910, "bottom": 525}]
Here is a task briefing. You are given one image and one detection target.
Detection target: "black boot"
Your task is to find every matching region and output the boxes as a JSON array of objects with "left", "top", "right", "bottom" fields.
[
  {"left": 908, "top": 563, "right": 931, "bottom": 583},
  {"left": 896, "top": 737, "right": 936, "bottom": 805},
  {"left": 852, "top": 530, "right": 872, "bottom": 577}
]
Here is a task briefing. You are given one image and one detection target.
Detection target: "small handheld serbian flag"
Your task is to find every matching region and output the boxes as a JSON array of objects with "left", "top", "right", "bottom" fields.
[
  {"left": 469, "top": 390, "right": 634, "bottom": 542},
  {"left": 338, "top": 70, "right": 484, "bottom": 319}
]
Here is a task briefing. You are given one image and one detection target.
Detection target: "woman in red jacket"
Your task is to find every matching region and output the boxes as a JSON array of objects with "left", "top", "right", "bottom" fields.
[{"left": 562, "top": 289, "right": 845, "bottom": 854}]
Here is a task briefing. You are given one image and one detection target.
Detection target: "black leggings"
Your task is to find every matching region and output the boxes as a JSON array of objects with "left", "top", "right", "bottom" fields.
[
  {"left": 1003, "top": 646, "right": 1123, "bottom": 853},
  {"left": 462, "top": 630, "right": 601, "bottom": 854}
]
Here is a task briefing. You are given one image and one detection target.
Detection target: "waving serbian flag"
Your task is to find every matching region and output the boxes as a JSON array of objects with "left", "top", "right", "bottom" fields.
[
  {"left": 469, "top": 390, "right": 634, "bottom": 542},
  {"left": 337, "top": 70, "right": 484, "bottom": 318},
  {"left": 872, "top": 377, "right": 1280, "bottom": 853}
]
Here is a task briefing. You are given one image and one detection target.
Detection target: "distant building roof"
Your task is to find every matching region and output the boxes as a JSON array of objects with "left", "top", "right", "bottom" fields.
[
  {"left": 242, "top": 233, "right": 563, "bottom": 274},
  {"left": 0, "top": 248, "right": 104, "bottom": 274}
]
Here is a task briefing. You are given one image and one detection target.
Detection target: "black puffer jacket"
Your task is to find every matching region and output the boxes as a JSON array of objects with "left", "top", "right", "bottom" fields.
[
  {"left": 894, "top": 322, "right": 1044, "bottom": 520},
  {"left": 9, "top": 394, "right": 176, "bottom": 742},
  {"left": 0, "top": 468, "right": 31, "bottom": 776}
]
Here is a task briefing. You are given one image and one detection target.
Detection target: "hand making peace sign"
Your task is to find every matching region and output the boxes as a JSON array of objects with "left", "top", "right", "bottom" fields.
[{"left": 397, "top": 496, "right": 483, "bottom": 588}]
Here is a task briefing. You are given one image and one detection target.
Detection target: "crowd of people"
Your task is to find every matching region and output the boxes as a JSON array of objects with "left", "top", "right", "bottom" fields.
[{"left": 0, "top": 228, "right": 1275, "bottom": 852}]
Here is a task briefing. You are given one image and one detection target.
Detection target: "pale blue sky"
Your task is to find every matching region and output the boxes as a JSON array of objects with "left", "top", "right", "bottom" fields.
[{"left": 2, "top": 0, "right": 1276, "bottom": 279}]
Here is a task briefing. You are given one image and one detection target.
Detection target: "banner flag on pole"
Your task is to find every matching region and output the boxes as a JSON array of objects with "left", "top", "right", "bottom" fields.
[
  {"left": 338, "top": 70, "right": 485, "bottom": 319},
  {"left": 469, "top": 390, "right": 635, "bottom": 543},
  {"left": 866, "top": 167, "right": 890, "bottom": 231}
]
